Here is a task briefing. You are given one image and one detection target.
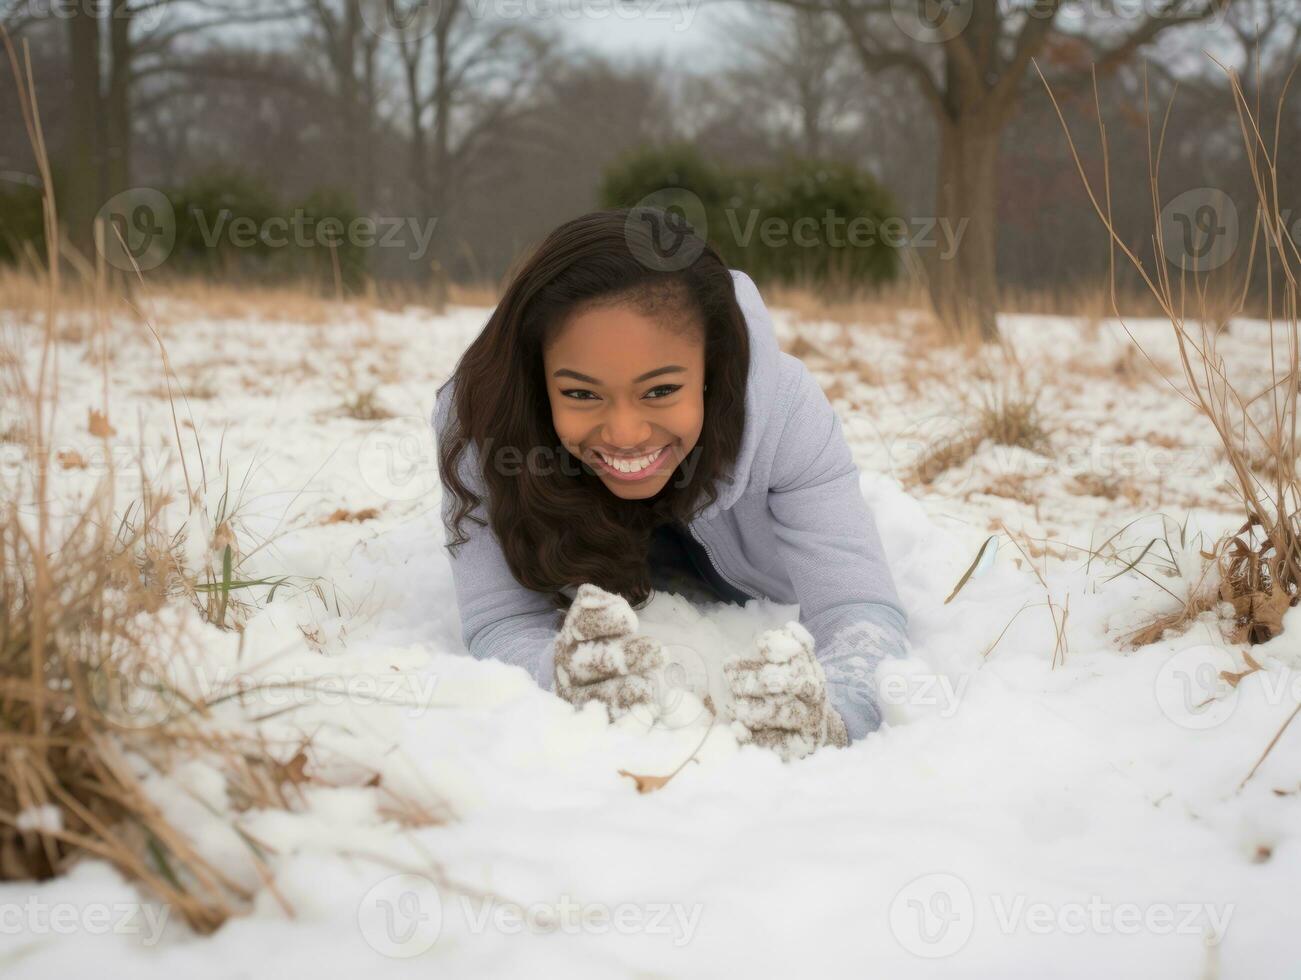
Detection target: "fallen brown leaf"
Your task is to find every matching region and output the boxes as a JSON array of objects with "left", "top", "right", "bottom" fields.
[
  {"left": 57, "top": 450, "right": 88, "bottom": 469},
  {"left": 321, "top": 507, "right": 380, "bottom": 525},
  {"left": 617, "top": 770, "right": 675, "bottom": 794},
  {"left": 1219, "top": 650, "right": 1263, "bottom": 688},
  {"left": 283, "top": 751, "right": 310, "bottom": 785},
  {"left": 88, "top": 408, "right": 115, "bottom": 437},
  {"left": 616, "top": 725, "right": 715, "bottom": 795}
]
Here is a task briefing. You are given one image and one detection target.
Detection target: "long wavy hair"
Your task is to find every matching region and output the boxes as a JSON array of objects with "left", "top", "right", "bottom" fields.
[{"left": 438, "top": 208, "right": 750, "bottom": 610}]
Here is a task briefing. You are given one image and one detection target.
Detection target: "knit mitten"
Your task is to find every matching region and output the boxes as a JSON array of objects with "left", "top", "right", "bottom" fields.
[
  {"left": 553, "top": 584, "right": 666, "bottom": 719},
  {"left": 724, "top": 621, "right": 848, "bottom": 762}
]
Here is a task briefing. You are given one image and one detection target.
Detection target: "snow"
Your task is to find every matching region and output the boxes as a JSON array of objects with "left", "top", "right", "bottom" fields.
[{"left": 1, "top": 300, "right": 1298, "bottom": 978}]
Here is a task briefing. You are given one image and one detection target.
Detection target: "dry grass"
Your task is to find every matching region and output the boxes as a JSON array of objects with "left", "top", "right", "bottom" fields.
[
  {"left": 1041, "top": 58, "right": 1301, "bottom": 648},
  {"left": 998, "top": 281, "right": 1175, "bottom": 320},
  {"left": 769, "top": 275, "right": 1218, "bottom": 339},
  {"left": 978, "top": 473, "right": 1039, "bottom": 507},
  {"left": 0, "top": 32, "right": 245, "bottom": 927},
  {"left": 1067, "top": 472, "right": 1141, "bottom": 505},
  {"left": 0, "top": 265, "right": 505, "bottom": 328},
  {"left": 0, "top": 31, "right": 440, "bottom": 931},
  {"left": 340, "top": 387, "right": 394, "bottom": 421},
  {"left": 766, "top": 277, "right": 933, "bottom": 328},
  {"left": 0, "top": 478, "right": 261, "bottom": 929},
  {"left": 908, "top": 352, "right": 1052, "bottom": 489}
]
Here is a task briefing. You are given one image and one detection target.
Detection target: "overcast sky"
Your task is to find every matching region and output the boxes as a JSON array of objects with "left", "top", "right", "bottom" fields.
[{"left": 561, "top": 0, "right": 733, "bottom": 62}]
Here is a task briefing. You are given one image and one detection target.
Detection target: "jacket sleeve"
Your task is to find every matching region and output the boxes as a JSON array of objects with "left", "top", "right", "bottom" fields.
[
  {"left": 431, "top": 381, "right": 562, "bottom": 690},
  {"left": 766, "top": 360, "right": 910, "bottom": 741}
]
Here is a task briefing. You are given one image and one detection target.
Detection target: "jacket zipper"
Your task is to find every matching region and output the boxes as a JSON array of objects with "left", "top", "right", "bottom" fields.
[{"left": 686, "top": 520, "right": 751, "bottom": 599}]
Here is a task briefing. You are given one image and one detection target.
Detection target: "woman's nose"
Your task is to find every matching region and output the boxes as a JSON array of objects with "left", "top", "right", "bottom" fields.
[{"left": 601, "top": 401, "right": 653, "bottom": 449}]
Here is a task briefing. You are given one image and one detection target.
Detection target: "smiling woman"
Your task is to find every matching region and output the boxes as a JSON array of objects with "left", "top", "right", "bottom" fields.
[
  {"left": 544, "top": 300, "right": 706, "bottom": 499},
  {"left": 432, "top": 207, "right": 909, "bottom": 759}
]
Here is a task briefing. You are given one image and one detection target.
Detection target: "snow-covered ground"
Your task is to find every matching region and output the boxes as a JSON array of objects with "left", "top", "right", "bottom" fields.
[{"left": 1, "top": 298, "right": 1298, "bottom": 978}]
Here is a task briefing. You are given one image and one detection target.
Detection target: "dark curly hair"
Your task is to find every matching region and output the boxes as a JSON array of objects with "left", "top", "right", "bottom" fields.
[{"left": 437, "top": 207, "right": 750, "bottom": 609}]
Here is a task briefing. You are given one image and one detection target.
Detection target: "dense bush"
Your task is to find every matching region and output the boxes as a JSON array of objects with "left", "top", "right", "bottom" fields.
[
  {"left": 0, "top": 177, "right": 46, "bottom": 267},
  {"left": 0, "top": 168, "right": 371, "bottom": 294},
  {"left": 169, "top": 169, "right": 282, "bottom": 274},
  {"left": 600, "top": 147, "right": 899, "bottom": 291},
  {"left": 167, "top": 172, "right": 367, "bottom": 292},
  {"left": 292, "top": 187, "right": 367, "bottom": 293},
  {"left": 600, "top": 142, "right": 734, "bottom": 217}
]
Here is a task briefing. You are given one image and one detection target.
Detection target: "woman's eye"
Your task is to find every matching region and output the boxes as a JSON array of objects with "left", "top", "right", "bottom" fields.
[
  {"left": 560, "top": 388, "right": 599, "bottom": 401},
  {"left": 644, "top": 384, "right": 683, "bottom": 399}
]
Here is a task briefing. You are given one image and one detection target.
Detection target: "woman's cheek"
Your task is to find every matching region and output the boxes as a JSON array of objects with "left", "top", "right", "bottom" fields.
[
  {"left": 669, "top": 397, "right": 706, "bottom": 446},
  {"left": 549, "top": 402, "right": 581, "bottom": 444}
]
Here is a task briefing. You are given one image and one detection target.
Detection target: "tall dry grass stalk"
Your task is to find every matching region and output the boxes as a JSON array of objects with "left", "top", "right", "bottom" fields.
[
  {"left": 3, "top": 29, "right": 447, "bottom": 928},
  {"left": 0, "top": 30, "right": 418, "bottom": 930},
  {"left": 0, "top": 30, "right": 251, "bottom": 930},
  {"left": 1039, "top": 58, "right": 1300, "bottom": 646}
]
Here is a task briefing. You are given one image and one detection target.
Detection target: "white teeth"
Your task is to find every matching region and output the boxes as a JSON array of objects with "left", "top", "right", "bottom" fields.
[{"left": 597, "top": 446, "right": 665, "bottom": 474}]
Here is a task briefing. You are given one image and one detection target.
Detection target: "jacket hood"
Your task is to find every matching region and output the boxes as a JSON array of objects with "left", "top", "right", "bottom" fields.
[{"left": 690, "top": 269, "right": 782, "bottom": 523}]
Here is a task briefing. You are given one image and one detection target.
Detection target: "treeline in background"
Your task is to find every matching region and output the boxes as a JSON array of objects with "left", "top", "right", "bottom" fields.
[{"left": 0, "top": 0, "right": 1298, "bottom": 337}]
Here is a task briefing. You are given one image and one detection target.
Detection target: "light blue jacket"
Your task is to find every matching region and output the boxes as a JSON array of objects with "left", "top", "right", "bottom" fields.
[{"left": 431, "top": 269, "right": 909, "bottom": 740}]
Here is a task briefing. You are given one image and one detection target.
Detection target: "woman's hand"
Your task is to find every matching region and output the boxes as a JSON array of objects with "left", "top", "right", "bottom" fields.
[
  {"left": 724, "top": 621, "right": 848, "bottom": 761},
  {"left": 553, "top": 584, "right": 666, "bottom": 719}
]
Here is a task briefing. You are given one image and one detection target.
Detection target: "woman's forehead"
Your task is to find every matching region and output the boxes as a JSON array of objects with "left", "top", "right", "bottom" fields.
[{"left": 545, "top": 304, "right": 704, "bottom": 374}]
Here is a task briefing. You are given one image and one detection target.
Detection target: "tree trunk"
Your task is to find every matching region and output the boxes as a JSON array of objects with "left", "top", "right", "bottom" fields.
[
  {"left": 106, "top": 1, "right": 133, "bottom": 198},
  {"left": 428, "top": 14, "right": 453, "bottom": 311},
  {"left": 66, "top": 5, "right": 102, "bottom": 262},
  {"left": 928, "top": 112, "right": 1001, "bottom": 342}
]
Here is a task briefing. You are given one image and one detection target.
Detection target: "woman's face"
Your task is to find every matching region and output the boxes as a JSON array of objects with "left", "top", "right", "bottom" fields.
[{"left": 543, "top": 302, "right": 706, "bottom": 501}]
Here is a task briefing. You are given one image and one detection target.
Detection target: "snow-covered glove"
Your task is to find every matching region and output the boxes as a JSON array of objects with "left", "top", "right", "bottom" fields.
[
  {"left": 724, "top": 621, "right": 848, "bottom": 762},
  {"left": 553, "top": 584, "right": 666, "bottom": 720}
]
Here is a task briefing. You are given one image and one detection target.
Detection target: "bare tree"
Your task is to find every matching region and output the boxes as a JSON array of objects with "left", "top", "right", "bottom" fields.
[
  {"left": 383, "top": 1, "right": 551, "bottom": 291},
  {"left": 2, "top": 0, "right": 304, "bottom": 262},
  {"left": 748, "top": 0, "right": 1228, "bottom": 339},
  {"left": 705, "top": 6, "right": 868, "bottom": 160}
]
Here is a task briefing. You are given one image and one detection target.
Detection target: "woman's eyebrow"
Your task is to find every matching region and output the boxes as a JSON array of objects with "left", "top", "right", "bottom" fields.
[{"left": 552, "top": 365, "right": 685, "bottom": 384}]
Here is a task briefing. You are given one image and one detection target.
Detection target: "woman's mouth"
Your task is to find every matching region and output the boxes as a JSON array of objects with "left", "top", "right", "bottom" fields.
[{"left": 590, "top": 445, "right": 673, "bottom": 481}]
